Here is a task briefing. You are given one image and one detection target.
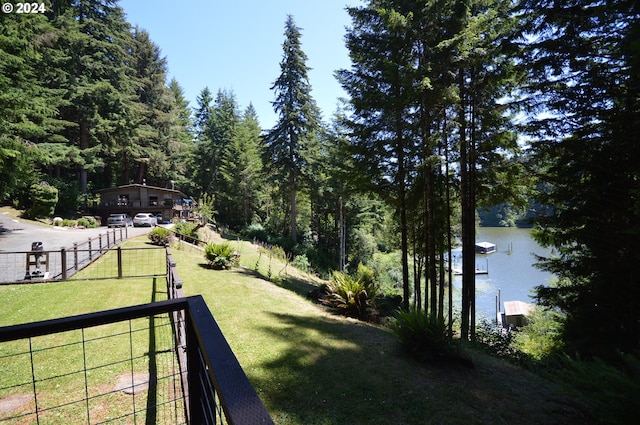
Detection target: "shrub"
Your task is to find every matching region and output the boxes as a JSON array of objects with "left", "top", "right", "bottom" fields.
[
  {"left": 204, "top": 242, "right": 239, "bottom": 270},
  {"left": 321, "top": 264, "right": 378, "bottom": 319},
  {"left": 148, "top": 227, "right": 172, "bottom": 246},
  {"left": 76, "top": 216, "right": 98, "bottom": 228},
  {"left": 25, "top": 182, "right": 58, "bottom": 219},
  {"left": 243, "top": 223, "right": 269, "bottom": 242},
  {"left": 173, "top": 221, "right": 199, "bottom": 239},
  {"left": 547, "top": 355, "right": 640, "bottom": 425},
  {"left": 292, "top": 254, "right": 310, "bottom": 272},
  {"left": 391, "top": 308, "right": 472, "bottom": 367}
]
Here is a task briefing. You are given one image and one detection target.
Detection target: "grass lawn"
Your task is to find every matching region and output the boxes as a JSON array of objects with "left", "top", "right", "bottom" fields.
[
  {"left": 0, "top": 233, "right": 590, "bottom": 424},
  {"left": 171, "top": 236, "right": 589, "bottom": 425}
]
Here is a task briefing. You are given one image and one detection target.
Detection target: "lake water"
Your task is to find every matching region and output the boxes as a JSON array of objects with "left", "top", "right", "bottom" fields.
[{"left": 451, "top": 227, "right": 555, "bottom": 321}]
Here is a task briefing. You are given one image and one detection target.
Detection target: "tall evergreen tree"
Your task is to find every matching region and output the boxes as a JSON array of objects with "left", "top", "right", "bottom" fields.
[
  {"left": 166, "top": 78, "right": 195, "bottom": 193},
  {"left": 338, "top": 3, "right": 417, "bottom": 309},
  {"left": 220, "top": 104, "right": 263, "bottom": 227},
  {"left": 518, "top": 0, "right": 640, "bottom": 359},
  {"left": 264, "top": 15, "right": 321, "bottom": 243}
]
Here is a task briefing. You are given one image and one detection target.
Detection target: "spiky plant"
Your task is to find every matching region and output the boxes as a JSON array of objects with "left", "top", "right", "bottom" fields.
[{"left": 204, "top": 242, "right": 239, "bottom": 270}]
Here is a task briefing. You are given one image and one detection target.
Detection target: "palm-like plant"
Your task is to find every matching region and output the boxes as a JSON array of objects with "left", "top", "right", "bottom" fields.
[
  {"left": 322, "top": 264, "right": 377, "bottom": 319},
  {"left": 204, "top": 242, "right": 239, "bottom": 270}
]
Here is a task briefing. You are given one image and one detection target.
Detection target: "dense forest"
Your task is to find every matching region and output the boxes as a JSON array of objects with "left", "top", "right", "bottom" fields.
[{"left": 2, "top": 0, "right": 640, "bottom": 372}]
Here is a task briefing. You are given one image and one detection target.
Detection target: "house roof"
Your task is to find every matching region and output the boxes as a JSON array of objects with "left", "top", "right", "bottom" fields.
[
  {"left": 475, "top": 241, "right": 496, "bottom": 249},
  {"left": 504, "top": 301, "right": 534, "bottom": 317},
  {"left": 95, "top": 184, "right": 187, "bottom": 197}
]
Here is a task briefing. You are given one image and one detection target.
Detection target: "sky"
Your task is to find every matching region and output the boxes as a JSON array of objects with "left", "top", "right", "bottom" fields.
[{"left": 119, "top": 0, "right": 363, "bottom": 129}]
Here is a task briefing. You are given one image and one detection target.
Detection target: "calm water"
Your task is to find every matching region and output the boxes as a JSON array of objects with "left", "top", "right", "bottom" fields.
[{"left": 451, "top": 227, "right": 555, "bottom": 321}]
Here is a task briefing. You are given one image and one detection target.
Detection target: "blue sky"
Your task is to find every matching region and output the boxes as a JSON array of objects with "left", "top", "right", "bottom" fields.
[{"left": 119, "top": 0, "right": 363, "bottom": 129}]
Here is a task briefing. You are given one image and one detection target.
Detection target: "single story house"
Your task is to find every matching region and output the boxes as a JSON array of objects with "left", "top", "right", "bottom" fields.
[
  {"left": 93, "top": 184, "right": 195, "bottom": 224},
  {"left": 503, "top": 300, "right": 534, "bottom": 328},
  {"left": 475, "top": 241, "right": 497, "bottom": 254}
]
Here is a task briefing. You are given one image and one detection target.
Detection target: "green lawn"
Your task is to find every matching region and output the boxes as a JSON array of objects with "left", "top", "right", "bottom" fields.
[{"left": 0, "top": 234, "right": 589, "bottom": 424}]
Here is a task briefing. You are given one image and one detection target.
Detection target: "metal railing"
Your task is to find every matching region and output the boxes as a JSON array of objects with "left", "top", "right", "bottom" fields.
[
  {"left": 0, "top": 245, "right": 274, "bottom": 424},
  {"left": 0, "top": 296, "right": 273, "bottom": 424}
]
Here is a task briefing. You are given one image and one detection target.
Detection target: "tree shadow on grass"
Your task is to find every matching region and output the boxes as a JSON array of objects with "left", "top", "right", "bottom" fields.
[
  {"left": 247, "top": 310, "right": 589, "bottom": 425},
  {"left": 233, "top": 267, "right": 320, "bottom": 299}
]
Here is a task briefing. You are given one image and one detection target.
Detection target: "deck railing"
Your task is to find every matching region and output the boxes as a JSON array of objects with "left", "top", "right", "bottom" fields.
[
  {"left": 0, "top": 296, "right": 273, "bottom": 425},
  {"left": 0, "top": 245, "right": 274, "bottom": 424}
]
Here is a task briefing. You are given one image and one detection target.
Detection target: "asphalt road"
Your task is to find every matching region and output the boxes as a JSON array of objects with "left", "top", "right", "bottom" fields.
[
  {"left": 0, "top": 212, "right": 155, "bottom": 282},
  {"left": 0, "top": 212, "right": 150, "bottom": 252}
]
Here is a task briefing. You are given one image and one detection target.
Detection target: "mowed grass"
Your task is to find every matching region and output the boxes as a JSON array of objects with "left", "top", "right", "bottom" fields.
[
  {"left": 170, "top": 237, "right": 587, "bottom": 425},
  {"left": 1, "top": 233, "right": 588, "bottom": 424},
  {"left": 0, "top": 237, "right": 183, "bottom": 424}
]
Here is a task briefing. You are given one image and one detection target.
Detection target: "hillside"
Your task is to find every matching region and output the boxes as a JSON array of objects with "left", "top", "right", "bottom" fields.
[{"left": 169, "top": 233, "right": 592, "bottom": 425}]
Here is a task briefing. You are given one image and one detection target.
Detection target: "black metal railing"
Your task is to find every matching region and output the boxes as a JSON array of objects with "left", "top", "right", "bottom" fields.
[{"left": 0, "top": 296, "right": 273, "bottom": 424}]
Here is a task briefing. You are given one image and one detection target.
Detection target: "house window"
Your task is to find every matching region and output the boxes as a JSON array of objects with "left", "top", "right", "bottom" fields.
[
  {"left": 118, "top": 195, "right": 129, "bottom": 206},
  {"left": 149, "top": 196, "right": 158, "bottom": 206}
]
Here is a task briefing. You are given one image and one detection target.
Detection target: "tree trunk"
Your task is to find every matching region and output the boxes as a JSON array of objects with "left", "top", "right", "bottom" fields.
[{"left": 289, "top": 170, "right": 297, "bottom": 243}]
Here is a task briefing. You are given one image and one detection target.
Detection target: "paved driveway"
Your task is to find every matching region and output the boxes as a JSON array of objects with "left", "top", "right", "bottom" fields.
[
  {"left": 0, "top": 212, "right": 155, "bottom": 282},
  {"left": 0, "top": 212, "right": 150, "bottom": 252}
]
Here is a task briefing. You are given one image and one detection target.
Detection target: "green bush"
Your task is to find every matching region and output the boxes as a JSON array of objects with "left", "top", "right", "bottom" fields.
[
  {"left": 547, "top": 355, "right": 640, "bottom": 425},
  {"left": 391, "top": 308, "right": 471, "bottom": 366},
  {"left": 76, "top": 216, "right": 98, "bottom": 228},
  {"left": 243, "top": 223, "right": 269, "bottom": 242},
  {"left": 321, "top": 264, "right": 378, "bottom": 319},
  {"left": 292, "top": 254, "right": 310, "bottom": 272},
  {"left": 173, "top": 221, "right": 199, "bottom": 239},
  {"left": 148, "top": 227, "right": 172, "bottom": 246},
  {"left": 204, "top": 242, "right": 239, "bottom": 270},
  {"left": 25, "top": 182, "right": 58, "bottom": 219}
]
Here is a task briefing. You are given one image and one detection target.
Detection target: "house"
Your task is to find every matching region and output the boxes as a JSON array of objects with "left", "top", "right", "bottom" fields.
[
  {"left": 503, "top": 301, "right": 534, "bottom": 328},
  {"left": 475, "top": 241, "right": 497, "bottom": 254},
  {"left": 93, "top": 184, "right": 195, "bottom": 224}
]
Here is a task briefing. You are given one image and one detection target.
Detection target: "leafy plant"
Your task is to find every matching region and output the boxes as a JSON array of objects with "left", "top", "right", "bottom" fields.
[
  {"left": 292, "top": 254, "right": 309, "bottom": 272},
  {"left": 76, "top": 216, "right": 98, "bottom": 228},
  {"left": 204, "top": 242, "right": 239, "bottom": 270},
  {"left": 391, "top": 308, "right": 471, "bottom": 366},
  {"left": 321, "top": 264, "right": 377, "bottom": 319},
  {"left": 148, "top": 227, "right": 172, "bottom": 246},
  {"left": 25, "top": 182, "right": 58, "bottom": 219},
  {"left": 173, "top": 221, "right": 200, "bottom": 239}
]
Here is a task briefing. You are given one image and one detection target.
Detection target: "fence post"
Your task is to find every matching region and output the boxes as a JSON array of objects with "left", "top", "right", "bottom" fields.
[
  {"left": 113, "top": 229, "right": 117, "bottom": 246},
  {"left": 117, "top": 246, "right": 123, "bottom": 279},
  {"left": 88, "top": 238, "right": 92, "bottom": 261},
  {"left": 185, "top": 318, "right": 203, "bottom": 424},
  {"left": 73, "top": 243, "right": 78, "bottom": 272},
  {"left": 61, "top": 248, "right": 67, "bottom": 281},
  {"left": 99, "top": 234, "right": 103, "bottom": 252}
]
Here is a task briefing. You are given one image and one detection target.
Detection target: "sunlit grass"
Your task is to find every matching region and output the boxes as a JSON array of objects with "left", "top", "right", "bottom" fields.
[{"left": 0, "top": 234, "right": 585, "bottom": 425}]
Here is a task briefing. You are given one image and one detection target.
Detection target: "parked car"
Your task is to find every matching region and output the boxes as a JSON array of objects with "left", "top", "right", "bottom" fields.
[
  {"left": 154, "top": 213, "right": 164, "bottom": 224},
  {"left": 133, "top": 213, "right": 158, "bottom": 227},
  {"left": 107, "top": 213, "right": 133, "bottom": 228}
]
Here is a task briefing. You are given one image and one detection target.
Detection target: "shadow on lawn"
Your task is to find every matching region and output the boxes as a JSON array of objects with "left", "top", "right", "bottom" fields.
[
  {"left": 248, "top": 310, "right": 590, "bottom": 425},
  {"left": 250, "top": 311, "right": 448, "bottom": 425}
]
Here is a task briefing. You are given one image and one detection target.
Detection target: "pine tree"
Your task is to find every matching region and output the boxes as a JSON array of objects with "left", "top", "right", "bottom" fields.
[
  {"left": 220, "top": 104, "right": 263, "bottom": 227},
  {"left": 264, "top": 15, "right": 321, "bottom": 243},
  {"left": 519, "top": 0, "right": 640, "bottom": 359}
]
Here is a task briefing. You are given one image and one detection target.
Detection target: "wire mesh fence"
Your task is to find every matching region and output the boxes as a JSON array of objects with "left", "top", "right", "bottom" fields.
[
  {"left": 0, "top": 246, "right": 166, "bottom": 284},
  {"left": 0, "top": 229, "right": 129, "bottom": 284},
  {"left": 0, "top": 313, "right": 187, "bottom": 424}
]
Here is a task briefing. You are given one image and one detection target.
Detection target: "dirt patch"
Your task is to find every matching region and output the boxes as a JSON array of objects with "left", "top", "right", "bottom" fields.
[
  {"left": 114, "top": 373, "right": 150, "bottom": 395},
  {"left": 0, "top": 393, "right": 31, "bottom": 414}
]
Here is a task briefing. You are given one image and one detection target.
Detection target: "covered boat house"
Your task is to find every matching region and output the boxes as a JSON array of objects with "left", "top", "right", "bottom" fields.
[{"left": 475, "top": 241, "right": 497, "bottom": 254}]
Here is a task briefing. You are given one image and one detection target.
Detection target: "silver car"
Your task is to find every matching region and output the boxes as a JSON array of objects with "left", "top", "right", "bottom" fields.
[
  {"left": 107, "top": 213, "right": 133, "bottom": 228},
  {"left": 133, "top": 213, "right": 158, "bottom": 227}
]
